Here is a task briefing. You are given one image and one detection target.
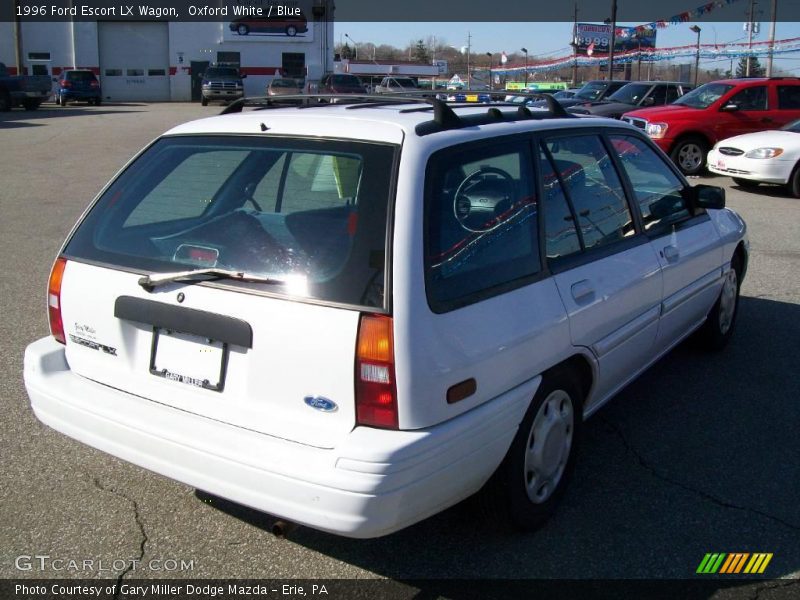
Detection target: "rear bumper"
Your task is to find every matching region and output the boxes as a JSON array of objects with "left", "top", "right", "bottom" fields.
[
  {"left": 59, "top": 90, "right": 101, "bottom": 100},
  {"left": 24, "top": 337, "right": 536, "bottom": 538}
]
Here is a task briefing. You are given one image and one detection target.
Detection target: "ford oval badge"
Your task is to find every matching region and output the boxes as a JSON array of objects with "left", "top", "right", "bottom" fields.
[{"left": 304, "top": 396, "right": 338, "bottom": 413}]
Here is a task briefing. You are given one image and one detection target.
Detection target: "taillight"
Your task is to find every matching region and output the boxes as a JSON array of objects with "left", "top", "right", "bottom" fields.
[
  {"left": 48, "top": 257, "right": 67, "bottom": 344},
  {"left": 355, "top": 314, "right": 398, "bottom": 429},
  {"left": 90, "top": 80, "right": 99, "bottom": 87}
]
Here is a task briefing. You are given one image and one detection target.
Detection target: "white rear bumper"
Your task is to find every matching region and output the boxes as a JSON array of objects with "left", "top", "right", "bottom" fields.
[{"left": 24, "top": 337, "right": 537, "bottom": 538}]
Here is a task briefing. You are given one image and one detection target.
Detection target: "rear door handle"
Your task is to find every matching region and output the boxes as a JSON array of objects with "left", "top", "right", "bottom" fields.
[
  {"left": 570, "top": 280, "right": 595, "bottom": 303},
  {"left": 662, "top": 245, "right": 680, "bottom": 262}
]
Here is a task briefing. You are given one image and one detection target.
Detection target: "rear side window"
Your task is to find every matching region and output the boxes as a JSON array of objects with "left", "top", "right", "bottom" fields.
[
  {"left": 425, "top": 140, "right": 539, "bottom": 311},
  {"left": 609, "top": 135, "right": 690, "bottom": 234},
  {"left": 544, "top": 135, "right": 634, "bottom": 250},
  {"left": 65, "top": 136, "right": 396, "bottom": 309},
  {"left": 777, "top": 85, "right": 800, "bottom": 109},
  {"left": 538, "top": 146, "right": 581, "bottom": 260}
]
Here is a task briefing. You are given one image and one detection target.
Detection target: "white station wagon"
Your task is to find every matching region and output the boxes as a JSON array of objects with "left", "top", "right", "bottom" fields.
[{"left": 24, "top": 94, "right": 748, "bottom": 538}]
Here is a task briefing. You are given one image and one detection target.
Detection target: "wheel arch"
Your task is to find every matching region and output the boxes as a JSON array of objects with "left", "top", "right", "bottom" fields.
[
  {"left": 668, "top": 130, "right": 713, "bottom": 154},
  {"left": 549, "top": 352, "right": 595, "bottom": 410}
]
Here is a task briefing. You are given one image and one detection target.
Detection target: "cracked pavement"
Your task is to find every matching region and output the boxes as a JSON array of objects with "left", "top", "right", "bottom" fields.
[{"left": 1, "top": 103, "right": 798, "bottom": 592}]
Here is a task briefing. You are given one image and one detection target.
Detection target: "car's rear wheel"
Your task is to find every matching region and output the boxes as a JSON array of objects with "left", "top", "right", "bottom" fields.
[
  {"left": 0, "top": 90, "right": 10, "bottom": 112},
  {"left": 201, "top": 96, "right": 208, "bottom": 106},
  {"left": 286, "top": 25, "right": 298, "bottom": 36},
  {"left": 671, "top": 136, "right": 707, "bottom": 176},
  {"left": 481, "top": 366, "right": 582, "bottom": 531},
  {"left": 94, "top": 97, "right": 102, "bottom": 106},
  {"left": 787, "top": 163, "right": 800, "bottom": 198},
  {"left": 23, "top": 99, "right": 40, "bottom": 111},
  {"left": 697, "top": 253, "right": 742, "bottom": 351},
  {"left": 237, "top": 24, "right": 249, "bottom": 35},
  {"left": 732, "top": 177, "right": 759, "bottom": 189}
]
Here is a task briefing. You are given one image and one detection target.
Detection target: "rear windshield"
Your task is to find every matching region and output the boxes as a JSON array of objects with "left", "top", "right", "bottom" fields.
[
  {"left": 332, "top": 75, "right": 361, "bottom": 86},
  {"left": 271, "top": 79, "right": 297, "bottom": 88},
  {"left": 65, "top": 136, "right": 397, "bottom": 309},
  {"left": 66, "top": 71, "right": 96, "bottom": 82}
]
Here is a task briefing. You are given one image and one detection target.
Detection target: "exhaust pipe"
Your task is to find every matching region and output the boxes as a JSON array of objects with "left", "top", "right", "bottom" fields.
[{"left": 271, "top": 520, "right": 297, "bottom": 539}]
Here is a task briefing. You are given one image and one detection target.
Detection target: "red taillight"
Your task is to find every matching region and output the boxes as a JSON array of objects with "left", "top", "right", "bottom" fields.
[
  {"left": 60, "top": 80, "right": 71, "bottom": 88},
  {"left": 355, "top": 314, "right": 398, "bottom": 429},
  {"left": 48, "top": 257, "right": 67, "bottom": 344},
  {"left": 90, "top": 80, "right": 99, "bottom": 87}
]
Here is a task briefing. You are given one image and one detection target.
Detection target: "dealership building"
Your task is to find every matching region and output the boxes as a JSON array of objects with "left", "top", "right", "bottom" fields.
[{"left": 0, "top": 9, "right": 334, "bottom": 101}]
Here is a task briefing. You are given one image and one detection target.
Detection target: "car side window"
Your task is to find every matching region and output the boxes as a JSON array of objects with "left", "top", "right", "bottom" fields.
[
  {"left": 728, "top": 86, "right": 767, "bottom": 110},
  {"left": 538, "top": 145, "right": 582, "bottom": 260},
  {"left": 666, "top": 85, "right": 681, "bottom": 103},
  {"left": 609, "top": 135, "right": 691, "bottom": 234},
  {"left": 544, "top": 135, "right": 634, "bottom": 250},
  {"left": 777, "top": 85, "right": 800, "bottom": 109},
  {"left": 425, "top": 140, "right": 539, "bottom": 311},
  {"left": 648, "top": 85, "right": 668, "bottom": 105}
]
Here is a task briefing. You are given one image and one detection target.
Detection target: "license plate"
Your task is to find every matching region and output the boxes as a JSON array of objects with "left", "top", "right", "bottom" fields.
[
  {"left": 466, "top": 94, "right": 478, "bottom": 102},
  {"left": 149, "top": 328, "right": 228, "bottom": 392}
]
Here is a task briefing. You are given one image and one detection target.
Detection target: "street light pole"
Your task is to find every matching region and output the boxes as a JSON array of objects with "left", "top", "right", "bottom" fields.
[
  {"left": 521, "top": 47, "right": 528, "bottom": 87},
  {"left": 344, "top": 33, "right": 358, "bottom": 60},
  {"left": 690, "top": 25, "right": 701, "bottom": 86},
  {"left": 486, "top": 52, "right": 493, "bottom": 91}
]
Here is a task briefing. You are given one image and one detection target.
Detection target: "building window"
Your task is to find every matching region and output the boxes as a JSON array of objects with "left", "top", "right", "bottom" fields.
[
  {"left": 282, "top": 53, "right": 305, "bottom": 79},
  {"left": 127, "top": 69, "right": 144, "bottom": 76},
  {"left": 105, "top": 69, "right": 122, "bottom": 77},
  {"left": 148, "top": 69, "right": 166, "bottom": 76},
  {"left": 217, "top": 52, "right": 241, "bottom": 68},
  {"left": 28, "top": 52, "right": 51, "bottom": 61},
  {"left": 31, "top": 64, "right": 49, "bottom": 76}
]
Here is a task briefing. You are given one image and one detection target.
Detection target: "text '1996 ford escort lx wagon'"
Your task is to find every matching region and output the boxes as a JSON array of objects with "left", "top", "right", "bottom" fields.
[{"left": 24, "top": 94, "right": 748, "bottom": 538}]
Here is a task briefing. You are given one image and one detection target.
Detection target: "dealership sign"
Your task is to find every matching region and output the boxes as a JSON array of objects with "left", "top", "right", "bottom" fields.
[{"left": 575, "top": 23, "right": 657, "bottom": 55}]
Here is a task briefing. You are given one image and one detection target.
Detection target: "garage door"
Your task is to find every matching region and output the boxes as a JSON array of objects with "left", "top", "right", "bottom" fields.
[{"left": 99, "top": 22, "right": 170, "bottom": 101}]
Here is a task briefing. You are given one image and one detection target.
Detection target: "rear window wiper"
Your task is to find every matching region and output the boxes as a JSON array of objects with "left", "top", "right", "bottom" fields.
[{"left": 138, "top": 268, "right": 287, "bottom": 292}]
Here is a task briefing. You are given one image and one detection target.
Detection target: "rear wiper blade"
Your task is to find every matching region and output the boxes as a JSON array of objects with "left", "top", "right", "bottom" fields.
[{"left": 138, "top": 268, "right": 286, "bottom": 292}]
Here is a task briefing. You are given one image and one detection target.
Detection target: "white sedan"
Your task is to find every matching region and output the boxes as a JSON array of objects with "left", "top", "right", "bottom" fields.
[{"left": 708, "top": 119, "right": 800, "bottom": 197}]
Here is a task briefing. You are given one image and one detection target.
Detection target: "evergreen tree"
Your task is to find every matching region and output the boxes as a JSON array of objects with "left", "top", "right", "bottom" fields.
[
  {"left": 412, "top": 40, "right": 431, "bottom": 64},
  {"left": 736, "top": 55, "right": 765, "bottom": 78}
]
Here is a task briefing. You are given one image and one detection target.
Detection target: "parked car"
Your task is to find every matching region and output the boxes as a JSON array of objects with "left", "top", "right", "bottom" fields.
[
  {"left": 229, "top": 13, "right": 308, "bottom": 37},
  {"left": 543, "top": 80, "right": 629, "bottom": 109},
  {"left": 568, "top": 81, "right": 692, "bottom": 119},
  {"left": 374, "top": 77, "right": 419, "bottom": 94},
  {"left": 55, "top": 70, "right": 102, "bottom": 106},
  {"left": 201, "top": 66, "right": 245, "bottom": 106},
  {"left": 24, "top": 96, "right": 748, "bottom": 539},
  {"left": 267, "top": 77, "right": 303, "bottom": 99},
  {"left": 708, "top": 118, "right": 800, "bottom": 196},
  {"left": 317, "top": 73, "right": 367, "bottom": 98},
  {"left": 0, "top": 61, "right": 51, "bottom": 111},
  {"left": 623, "top": 77, "right": 800, "bottom": 175}
]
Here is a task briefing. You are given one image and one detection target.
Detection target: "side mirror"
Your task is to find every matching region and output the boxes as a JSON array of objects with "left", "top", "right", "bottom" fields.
[
  {"left": 642, "top": 96, "right": 655, "bottom": 106},
  {"left": 240, "top": 73, "right": 247, "bottom": 79},
  {"left": 721, "top": 103, "right": 739, "bottom": 112},
  {"left": 687, "top": 184, "right": 726, "bottom": 212}
]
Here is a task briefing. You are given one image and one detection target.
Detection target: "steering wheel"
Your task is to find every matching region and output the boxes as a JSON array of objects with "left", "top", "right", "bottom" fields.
[{"left": 453, "top": 166, "right": 515, "bottom": 232}]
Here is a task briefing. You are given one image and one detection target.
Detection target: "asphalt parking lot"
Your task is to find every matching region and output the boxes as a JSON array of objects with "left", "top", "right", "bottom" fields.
[{"left": 1, "top": 103, "right": 798, "bottom": 595}]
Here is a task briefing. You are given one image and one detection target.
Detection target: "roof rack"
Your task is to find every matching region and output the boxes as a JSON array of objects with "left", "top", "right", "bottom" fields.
[{"left": 219, "top": 91, "right": 574, "bottom": 136}]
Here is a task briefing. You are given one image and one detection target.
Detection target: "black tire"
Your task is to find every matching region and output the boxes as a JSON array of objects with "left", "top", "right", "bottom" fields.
[
  {"left": 237, "top": 24, "right": 249, "bottom": 35},
  {"left": 787, "top": 163, "right": 800, "bottom": 199},
  {"left": 697, "top": 253, "right": 743, "bottom": 351},
  {"left": 22, "top": 99, "right": 40, "bottom": 111},
  {"left": 0, "top": 90, "right": 11, "bottom": 112},
  {"left": 286, "top": 25, "right": 298, "bottom": 36},
  {"left": 94, "top": 97, "right": 102, "bottom": 106},
  {"left": 670, "top": 136, "right": 708, "bottom": 176},
  {"left": 481, "top": 366, "right": 583, "bottom": 531},
  {"left": 201, "top": 96, "right": 208, "bottom": 107}
]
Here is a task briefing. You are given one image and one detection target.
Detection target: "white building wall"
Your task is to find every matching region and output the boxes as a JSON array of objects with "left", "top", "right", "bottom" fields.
[{"left": 1, "top": 17, "right": 334, "bottom": 102}]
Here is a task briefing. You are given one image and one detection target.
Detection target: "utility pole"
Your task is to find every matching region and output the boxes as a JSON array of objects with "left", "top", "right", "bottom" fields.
[
  {"left": 466, "top": 31, "right": 471, "bottom": 87},
  {"left": 746, "top": 0, "right": 756, "bottom": 77},
  {"left": 13, "top": 0, "right": 24, "bottom": 74},
  {"left": 766, "top": 0, "right": 777, "bottom": 76},
  {"left": 608, "top": 0, "right": 618, "bottom": 80},
  {"left": 571, "top": 2, "right": 578, "bottom": 86}
]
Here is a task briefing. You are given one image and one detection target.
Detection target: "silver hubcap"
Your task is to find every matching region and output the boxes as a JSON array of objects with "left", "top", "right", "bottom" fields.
[
  {"left": 678, "top": 143, "right": 703, "bottom": 171},
  {"left": 718, "top": 268, "right": 738, "bottom": 334},
  {"left": 524, "top": 390, "right": 573, "bottom": 504}
]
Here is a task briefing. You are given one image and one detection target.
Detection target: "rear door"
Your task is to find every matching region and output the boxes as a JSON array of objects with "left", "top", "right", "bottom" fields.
[
  {"left": 541, "top": 133, "right": 663, "bottom": 409},
  {"left": 609, "top": 133, "right": 722, "bottom": 346},
  {"left": 775, "top": 83, "right": 800, "bottom": 125},
  {"left": 60, "top": 135, "right": 396, "bottom": 449}
]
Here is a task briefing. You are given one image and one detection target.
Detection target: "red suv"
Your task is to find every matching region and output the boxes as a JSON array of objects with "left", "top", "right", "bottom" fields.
[{"left": 623, "top": 78, "right": 800, "bottom": 175}]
